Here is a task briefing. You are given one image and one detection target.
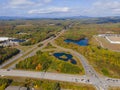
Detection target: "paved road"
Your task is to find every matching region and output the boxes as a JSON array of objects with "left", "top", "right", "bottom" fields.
[
  {"left": 0, "top": 29, "right": 120, "bottom": 90},
  {"left": 50, "top": 41, "right": 120, "bottom": 90},
  {"left": 0, "top": 30, "right": 65, "bottom": 70},
  {"left": 7, "top": 37, "right": 55, "bottom": 69},
  {"left": 0, "top": 50, "right": 23, "bottom": 69},
  {"left": 0, "top": 69, "right": 91, "bottom": 84},
  {"left": 0, "top": 69, "right": 120, "bottom": 90},
  {"left": 0, "top": 36, "right": 54, "bottom": 69}
]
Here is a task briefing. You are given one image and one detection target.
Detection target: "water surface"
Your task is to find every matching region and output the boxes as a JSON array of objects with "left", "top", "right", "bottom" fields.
[
  {"left": 53, "top": 52, "right": 77, "bottom": 64},
  {"left": 64, "top": 38, "right": 88, "bottom": 46}
]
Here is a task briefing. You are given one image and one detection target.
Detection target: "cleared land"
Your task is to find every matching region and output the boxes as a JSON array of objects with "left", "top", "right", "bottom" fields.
[
  {"left": 96, "top": 36, "right": 120, "bottom": 51},
  {"left": 107, "top": 36, "right": 120, "bottom": 42},
  {"left": 106, "top": 36, "right": 120, "bottom": 44}
]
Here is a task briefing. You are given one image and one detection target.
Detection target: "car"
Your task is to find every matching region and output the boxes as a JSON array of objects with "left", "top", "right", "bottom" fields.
[{"left": 7, "top": 69, "right": 10, "bottom": 71}]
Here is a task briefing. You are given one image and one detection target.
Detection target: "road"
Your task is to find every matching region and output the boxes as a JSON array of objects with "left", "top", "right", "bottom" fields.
[
  {"left": 0, "top": 50, "right": 23, "bottom": 69},
  {"left": 0, "top": 36, "right": 54, "bottom": 69},
  {"left": 0, "top": 29, "right": 120, "bottom": 90},
  {"left": 0, "top": 30, "right": 65, "bottom": 69},
  {"left": 50, "top": 40, "right": 120, "bottom": 90},
  {"left": 0, "top": 69, "right": 90, "bottom": 84},
  {"left": 0, "top": 69, "right": 120, "bottom": 90},
  {"left": 93, "top": 35, "right": 104, "bottom": 48}
]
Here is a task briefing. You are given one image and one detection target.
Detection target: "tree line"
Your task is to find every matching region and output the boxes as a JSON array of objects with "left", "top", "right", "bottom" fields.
[{"left": 0, "top": 47, "right": 20, "bottom": 64}]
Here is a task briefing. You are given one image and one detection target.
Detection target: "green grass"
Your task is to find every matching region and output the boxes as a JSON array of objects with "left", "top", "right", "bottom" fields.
[{"left": 101, "top": 68, "right": 110, "bottom": 76}]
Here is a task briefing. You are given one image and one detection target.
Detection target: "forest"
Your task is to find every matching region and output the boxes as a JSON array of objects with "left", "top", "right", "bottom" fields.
[
  {"left": 0, "top": 47, "right": 20, "bottom": 64},
  {"left": 0, "top": 20, "right": 71, "bottom": 45}
]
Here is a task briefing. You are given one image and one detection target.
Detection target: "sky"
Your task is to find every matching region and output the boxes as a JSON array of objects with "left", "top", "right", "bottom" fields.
[{"left": 0, "top": 0, "right": 120, "bottom": 17}]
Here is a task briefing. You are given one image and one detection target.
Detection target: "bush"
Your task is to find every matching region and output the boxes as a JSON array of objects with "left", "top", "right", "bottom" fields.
[
  {"left": 16, "top": 51, "right": 83, "bottom": 74},
  {"left": 0, "top": 78, "right": 12, "bottom": 90}
]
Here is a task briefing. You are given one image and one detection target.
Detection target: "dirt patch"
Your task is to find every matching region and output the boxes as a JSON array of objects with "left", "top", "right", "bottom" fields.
[
  {"left": 95, "top": 37, "right": 120, "bottom": 51},
  {"left": 107, "top": 36, "right": 120, "bottom": 42}
]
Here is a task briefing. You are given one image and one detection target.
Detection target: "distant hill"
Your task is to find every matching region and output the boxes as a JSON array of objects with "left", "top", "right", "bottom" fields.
[
  {"left": 0, "top": 16, "right": 24, "bottom": 20},
  {"left": 62, "top": 16, "right": 91, "bottom": 19},
  {"left": 0, "top": 16, "right": 120, "bottom": 24},
  {"left": 0, "top": 16, "right": 90, "bottom": 20},
  {"left": 79, "top": 16, "right": 120, "bottom": 24}
]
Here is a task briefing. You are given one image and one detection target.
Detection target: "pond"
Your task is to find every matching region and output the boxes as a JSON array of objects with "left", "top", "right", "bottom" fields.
[
  {"left": 53, "top": 52, "right": 77, "bottom": 64},
  {"left": 64, "top": 38, "right": 88, "bottom": 46},
  {"left": 12, "top": 39, "right": 25, "bottom": 43}
]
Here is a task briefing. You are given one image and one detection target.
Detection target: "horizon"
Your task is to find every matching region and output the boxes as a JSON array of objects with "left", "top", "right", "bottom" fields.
[{"left": 0, "top": 0, "right": 120, "bottom": 18}]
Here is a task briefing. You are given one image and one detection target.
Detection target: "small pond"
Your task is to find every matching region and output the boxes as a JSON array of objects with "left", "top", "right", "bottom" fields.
[
  {"left": 53, "top": 52, "right": 77, "bottom": 64},
  {"left": 64, "top": 38, "right": 88, "bottom": 46},
  {"left": 12, "top": 39, "right": 25, "bottom": 43}
]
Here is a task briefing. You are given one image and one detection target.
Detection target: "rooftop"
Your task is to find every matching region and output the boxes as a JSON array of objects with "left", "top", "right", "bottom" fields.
[{"left": 0, "top": 37, "right": 9, "bottom": 41}]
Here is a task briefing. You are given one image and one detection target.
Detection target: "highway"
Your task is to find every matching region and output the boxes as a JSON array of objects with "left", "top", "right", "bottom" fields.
[
  {"left": 0, "top": 69, "right": 120, "bottom": 90},
  {"left": 0, "top": 69, "right": 90, "bottom": 84},
  {"left": 0, "top": 36, "right": 54, "bottom": 69},
  {"left": 0, "top": 30, "right": 65, "bottom": 70},
  {"left": 50, "top": 39, "right": 120, "bottom": 90},
  {"left": 0, "top": 50, "right": 23, "bottom": 69},
  {"left": 0, "top": 29, "right": 120, "bottom": 90}
]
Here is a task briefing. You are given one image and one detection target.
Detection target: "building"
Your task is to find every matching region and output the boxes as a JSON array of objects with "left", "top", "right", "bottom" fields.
[
  {"left": 0, "top": 37, "right": 10, "bottom": 42},
  {"left": 0, "top": 37, "right": 25, "bottom": 47}
]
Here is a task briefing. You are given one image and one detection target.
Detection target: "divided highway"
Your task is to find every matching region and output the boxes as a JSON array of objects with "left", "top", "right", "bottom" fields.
[
  {"left": 0, "top": 69, "right": 90, "bottom": 84},
  {"left": 0, "top": 29, "right": 120, "bottom": 90},
  {"left": 0, "top": 36, "right": 54, "bottom": 69},
  {"left": 50, "top": 37, "right": 120, "bottom": 90}
]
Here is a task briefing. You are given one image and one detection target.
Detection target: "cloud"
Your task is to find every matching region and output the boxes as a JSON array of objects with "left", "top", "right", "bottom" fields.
[
  {"left": 28, "top": 7, "right": 70, "bottom": 14},
  {"left": 93, "top": 1, "right": 120, "bottom": 10},
  {"left": 44, "top": 0, "right": 52, "bottom": 3},
  {"left": 10, "top": 0, "right": 34, "bottom": 5},
  {"left": 5, "top": 0, "right": 52, "bottom": 9},
  {"left": 7, "top": 0, "right": 35, "bottom": 8},
  {"left": 83, "top": 1, "right": 120, "bottom": 16},
  {"left": 2, "top": 0, "right": 120, "bottom": 17}
]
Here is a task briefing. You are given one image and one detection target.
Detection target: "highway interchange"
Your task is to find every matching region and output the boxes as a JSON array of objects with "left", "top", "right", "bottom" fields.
[{"left": 0, "top": 29, "right": 120, "bottom": 90}]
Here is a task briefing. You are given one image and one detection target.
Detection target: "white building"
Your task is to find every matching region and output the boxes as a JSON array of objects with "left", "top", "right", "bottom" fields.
[
  {"left": 0, "top": 37, "right": 10, "bottom": 42},
  {"left": 0, "top": 37, "right": 22, "bottom": 46}
]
